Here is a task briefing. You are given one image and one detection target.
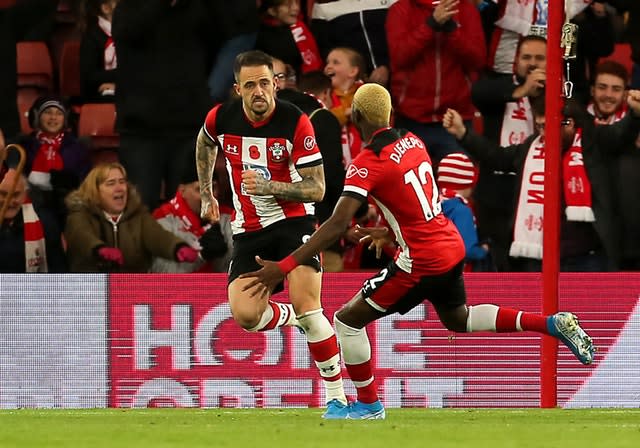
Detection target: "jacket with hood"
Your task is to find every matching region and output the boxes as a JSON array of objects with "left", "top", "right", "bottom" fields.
[{"left": 64, "top": 186, "right": 188, "bottom": 272}]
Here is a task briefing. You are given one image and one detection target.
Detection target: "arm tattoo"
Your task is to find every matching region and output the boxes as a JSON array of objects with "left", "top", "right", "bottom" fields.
[
  {"left": 268, "top": 164, "right": 325, "bottom": 202},
  {"left": 195, "top": 128, "right": 218, "bottom": 197}
]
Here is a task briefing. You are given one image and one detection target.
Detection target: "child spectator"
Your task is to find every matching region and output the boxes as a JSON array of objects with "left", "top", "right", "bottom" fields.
[
  {"left": 9, "top": 95, "right": 91, "bottom": 227},
  {"left": 437, "top": 152, "right": 491, "bottom": 271},
  {"left": 79, "top": 0, "right": 119, "bottom": 103},
  {"left": 324, "top": 47, "right": 366, "bottom": 166}
]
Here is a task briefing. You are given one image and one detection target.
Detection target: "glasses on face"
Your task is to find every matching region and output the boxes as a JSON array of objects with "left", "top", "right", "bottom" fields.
[
  {"left": 535, "top": 121, "right": 545, "bottom": 131},
  {"left": 274, "top": 73, "right": 287, "bottom": 81}
]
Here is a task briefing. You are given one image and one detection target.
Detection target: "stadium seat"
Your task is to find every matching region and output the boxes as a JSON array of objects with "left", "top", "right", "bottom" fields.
[
  {"left": 77, "top": 103, "right": 119, "bottom": 161},
  {"left": 58, "top": 40, "right": 82, "bottom": 100},
  {"left": 601, "top": 43, "right": 633, "bottom": 82},
  {"left": 16, "top": 87, "right": 40, "bottom": 134},
  {"left": 16, "top": 41, "right": 54, "bottom": 92}
]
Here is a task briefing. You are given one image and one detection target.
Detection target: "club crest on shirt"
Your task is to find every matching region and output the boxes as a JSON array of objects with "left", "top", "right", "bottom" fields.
[
  {"left": 268, "top": 142, "right": 286, "bottom": 163},
  {"left": 304, "top": 136, "right": 316, "bottom": 151},
  {"left": 346, "top": 164, "right": 368, "bottom": 179}
]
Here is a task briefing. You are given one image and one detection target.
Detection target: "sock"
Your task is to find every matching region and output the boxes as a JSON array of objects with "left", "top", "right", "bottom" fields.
[
  {"left": 298, "top": 309, "right": 347, "bottom": 405},
  {"left": 334, "top": 316, "right": 379, "bottom": 404},
  {"left": 248, "top": 301, "right": 296, "bottom": 332},
  {"left": 466, "top": 304, "right": 549, "bottom": 334}
]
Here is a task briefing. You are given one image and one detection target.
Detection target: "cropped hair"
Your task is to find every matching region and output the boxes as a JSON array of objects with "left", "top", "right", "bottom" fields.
[
  {"left": 593, "top": 59, "right": 629, "bottom": 87},
  {"left": 330, "top": 47, "right": 366, "bottom": 81},
  {"left": 517, "top": 35, "right": 547, "bottom": 54},
  {"left": 74, "top": 162, "right": 127, "bottom": 208},
  {"left": 233, "top": 50, "right": 274, "bottom": 82},
  {"left": 298, "top": 71, "right": 332, "bottom": 96},
  {"left": 352, "top": 83, "right": 392, "bottom": 126}
]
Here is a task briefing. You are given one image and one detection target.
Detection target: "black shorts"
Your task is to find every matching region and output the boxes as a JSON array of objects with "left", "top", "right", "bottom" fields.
[
  {"left": 360, "top": 261, "right": 467, "bottom": 315},
  {"left": 228, "top": 216, "right": 322, "bottom": 293}
]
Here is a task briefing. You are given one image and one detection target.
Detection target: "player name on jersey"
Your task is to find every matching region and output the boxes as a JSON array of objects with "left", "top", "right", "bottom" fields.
[{"left": 390, "top": 135, "right": 425, "bottom": 164}]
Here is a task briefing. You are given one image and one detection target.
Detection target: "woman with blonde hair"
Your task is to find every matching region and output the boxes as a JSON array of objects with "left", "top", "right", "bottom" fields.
[{"left": 64, "top": 162, "right": 198, "bottom": 272}]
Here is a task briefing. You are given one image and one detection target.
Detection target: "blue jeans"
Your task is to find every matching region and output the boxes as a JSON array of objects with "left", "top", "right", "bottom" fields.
[
  {"left": 393, "top": 114, "right": 472, "bottom": 167},
  {"left": 208, "top": 33, "right": 257, "bottom": 103}
]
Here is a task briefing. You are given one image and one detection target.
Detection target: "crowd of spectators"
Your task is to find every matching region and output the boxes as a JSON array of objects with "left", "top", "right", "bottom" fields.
[{"left": 1, "top": 0, "right": 639, "bottom": 273}]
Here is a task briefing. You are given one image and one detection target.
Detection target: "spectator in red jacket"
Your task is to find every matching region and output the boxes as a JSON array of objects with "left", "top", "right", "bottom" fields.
[{"left": 386, "top": 0, "right": 486, "bottom": 166}]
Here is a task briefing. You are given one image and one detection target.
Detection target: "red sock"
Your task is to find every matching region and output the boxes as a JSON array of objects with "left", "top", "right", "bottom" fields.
[
  {"left": 308, "top": 335, "right": 342, "bottom": 382},
  {"left": 496, "top": 307, "right": 549, "bottom": 334},
  {"left": 345, "top": 361, "right": 378, "bottom": 404},
  {"left": 520, "top": 312, "right": 550, "bottom": 334}
]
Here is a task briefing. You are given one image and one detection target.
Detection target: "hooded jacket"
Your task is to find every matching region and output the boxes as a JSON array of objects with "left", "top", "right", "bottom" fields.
[{"left": 64, "top": 186, "right": 187, "bottom": 272}]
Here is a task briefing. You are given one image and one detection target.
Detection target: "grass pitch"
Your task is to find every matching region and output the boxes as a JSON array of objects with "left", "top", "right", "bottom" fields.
[{"left": 1, "top": 408, "right": 639, "bottom": 448}]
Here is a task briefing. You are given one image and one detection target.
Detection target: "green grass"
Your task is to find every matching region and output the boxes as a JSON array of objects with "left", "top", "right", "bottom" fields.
[{"left": 1, "top": 408, "right": 639, "bottom": 448}]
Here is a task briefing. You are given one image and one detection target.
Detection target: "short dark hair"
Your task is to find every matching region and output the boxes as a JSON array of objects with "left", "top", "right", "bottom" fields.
[
  {"left": 233, "top": 50, "right": 274, "bottom": 82},
  {"left": 517, "top": 35, "right": 547, "bottom": 54},
  {"left": 593, "top": 59, "right": 629, "bottom": 86},
  {"left": 298, "top": 71, "right": 332, "bottom": 96},
  {"left": 562, "top": 98, "right": 588, "bottom": 129}
]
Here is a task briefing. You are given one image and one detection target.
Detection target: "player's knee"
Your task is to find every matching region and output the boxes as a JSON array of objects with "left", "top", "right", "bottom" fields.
[{"left": 230, "top": 309, "right": 261, "bottom": 331}]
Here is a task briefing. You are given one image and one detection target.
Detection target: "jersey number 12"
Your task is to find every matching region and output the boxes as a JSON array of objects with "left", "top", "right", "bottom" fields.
[{"left": 403, "top": 161, "right": 442, "bottom": 221}]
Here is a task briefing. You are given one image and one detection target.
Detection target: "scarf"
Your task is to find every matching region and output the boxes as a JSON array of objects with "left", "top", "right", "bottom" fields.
[
  {"left": 98, "top": 16, "right": 117, "bottom": 70},
  {"left": 22, "top": 197, "right": 48, "bottom": 273},
  {"left": 587, "top": 102, "right": 627, "bottom": 124},
  {"left": 496, "top": 87, "right": 532, "bottom": 175},
  {"left": 152, "top": 191, "right": 207, "bottom": 238},
  {"left": 510, "top": 135, "right": 545, "bottom": 260},
  {"left": 440, "top": 187, "right": 469, "bottom": 204},
  {"left": 29, "top": 131, "right": 64, "bottom": 190},
  {"left": 289, "top": 19, "right": 323, "bottom": 73},
  {"left": 563, "top": 129, "right": 595, "bottom": 222},
  {"left": 490, "top": 0, "right": 588, "bottom": 73},
  {"left": 500, "top": 80, "right": 533, "bottom": 146}
]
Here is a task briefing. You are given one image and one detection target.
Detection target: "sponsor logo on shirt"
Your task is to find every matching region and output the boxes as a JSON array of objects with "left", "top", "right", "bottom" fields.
[
  {"left": 303, "top": 136, "right": 316, "bottom": 151},
  {"left": 225, "top": 143, "right": 239, "bottom": 155},
  {"left": 346, "top": 164, "right": 368, "bottom": 179}
]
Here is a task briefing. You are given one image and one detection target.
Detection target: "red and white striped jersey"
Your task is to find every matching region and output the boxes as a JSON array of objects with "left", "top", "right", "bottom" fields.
[
  {"left": 203, "top": 99, "right": 323, "bottom": 235},
  {"left": 342, "top": 128, "right": 465, "bottom": 274}
]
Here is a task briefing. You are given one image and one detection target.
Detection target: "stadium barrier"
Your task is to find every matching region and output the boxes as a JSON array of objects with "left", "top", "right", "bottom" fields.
[{"left": 1, "top": 273, "right": 638, "bottom": 409}]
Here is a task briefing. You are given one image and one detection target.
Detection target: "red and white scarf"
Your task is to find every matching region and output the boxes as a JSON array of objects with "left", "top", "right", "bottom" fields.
[
  {"left": 29, "top": 131, "right": 64, "bottom": 190},
  {"left": 498, "top": 84, "right": 532, "bottom": 175},
  {"left": 22, "top": 196, "right": 48, "bottom": 273},
  {"left": 510, "top": 135, "right": 545, "bottom": 260},
  {"left": 563, "top": 129, "right": 594, "bottom": 222},
  {"left": 500, "top": 79, "right": 533, "bottom": 146},
  {"left": 587, "top": 102, "right": 627, "bottom": 124},
  {"left": 490, "top": 0, "right": 589, "bottom": 73},
  {"left": 152, "top": 191, "right": 207, "bottom": 238},
  {"left": 289, "top": 19, "right": 323, "bottom": 73},
  {"left": 98, "top": 16, "right": 117, "bottom": 70}
]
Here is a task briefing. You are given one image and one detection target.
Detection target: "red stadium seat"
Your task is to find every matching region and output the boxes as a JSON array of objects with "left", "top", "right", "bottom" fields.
[
  {"left": 77, "top": 103, "right": 120, "bottom": 164},
  {"left": 59, "top": 40, "right": 82, "bottom": 99},
  {"left": 16, "top": 41, "right": 54, "bottom": 92},
  {"left": 601, "top": 43, "right": 633, "bottom": 82}
]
